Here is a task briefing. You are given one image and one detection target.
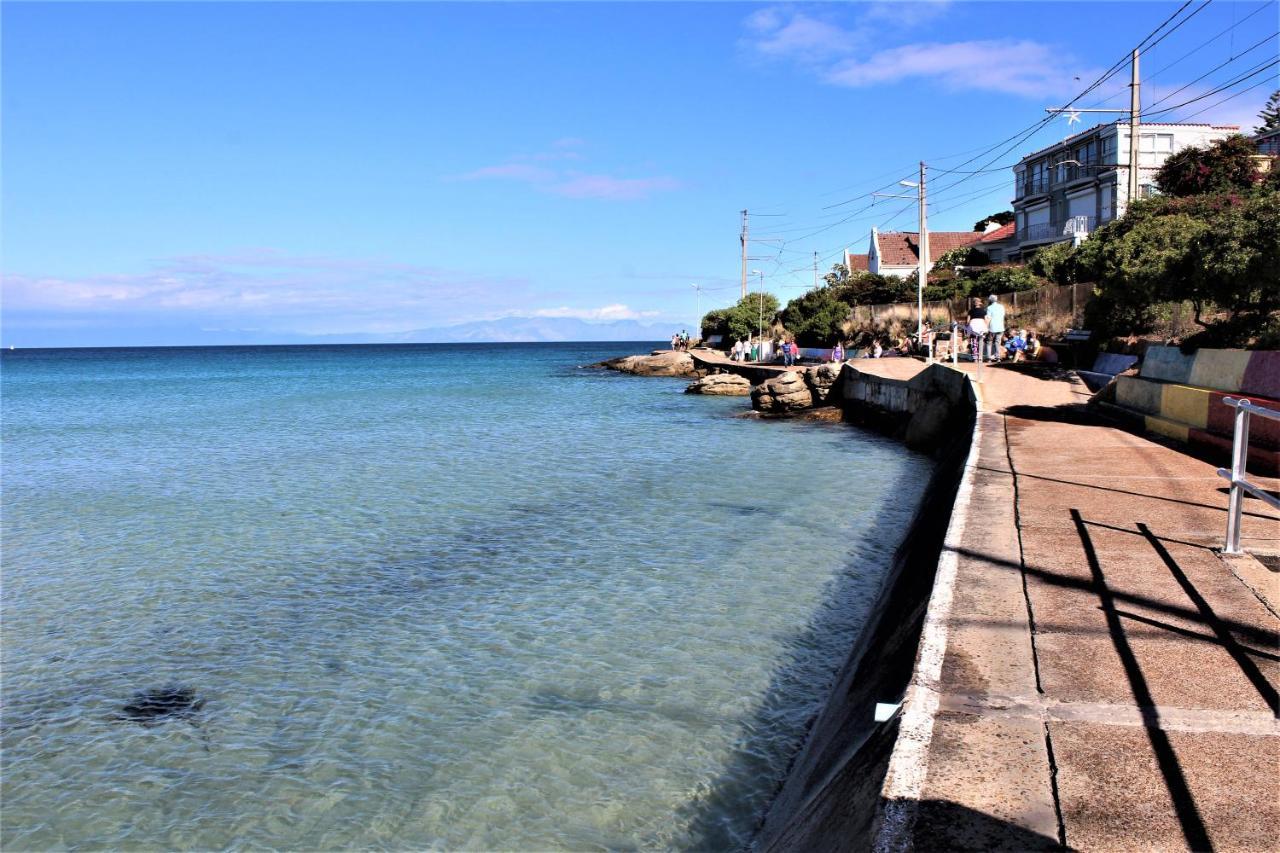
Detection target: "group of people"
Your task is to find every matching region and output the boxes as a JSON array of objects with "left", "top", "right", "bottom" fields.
[
  {"left": 960, "top": 295, "right": 1042, "bottom": 363},
  {"left": 670, "top": 331, "right": 692, "bottom": 351}
]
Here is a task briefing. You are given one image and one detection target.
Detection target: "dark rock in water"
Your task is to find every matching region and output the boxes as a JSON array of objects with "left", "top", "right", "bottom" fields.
[{"left": 119, "top": 686, "right": 205, "bottom": 726}]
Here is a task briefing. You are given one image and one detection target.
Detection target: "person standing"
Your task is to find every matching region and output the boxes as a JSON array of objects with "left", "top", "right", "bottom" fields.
[
  {"left": 967, "top": 298, "right": 988, "bottom": 362},
  {"left": 985, "top": 295, "right": 1006, "bottom": 363}
]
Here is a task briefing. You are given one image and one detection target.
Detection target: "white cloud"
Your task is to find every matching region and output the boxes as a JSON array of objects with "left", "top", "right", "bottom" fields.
[
  {"left": 525, "top": 304, "right": 660, "bottom": 321},
  {"left": 826, "top": 40, "right": 1087, "bottom": 98},
  {"left": 449, "top": 141, "right": 681, "bottom": 201},
  {"left": 1, "top": 252, "right": 531, "bottom": 335},
  {"left": 742, "top": 5, "right": 1088, "bottom": 100}
]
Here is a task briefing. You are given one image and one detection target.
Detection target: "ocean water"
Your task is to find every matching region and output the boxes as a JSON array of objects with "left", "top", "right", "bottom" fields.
[{"left": 1, "top": 343, "right": 931, "bottom": 851}]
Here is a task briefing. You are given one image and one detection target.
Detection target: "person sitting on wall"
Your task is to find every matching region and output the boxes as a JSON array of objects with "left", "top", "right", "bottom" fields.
[{"left": 1005, "top": 329, "right": 1027, "bottom": 363}]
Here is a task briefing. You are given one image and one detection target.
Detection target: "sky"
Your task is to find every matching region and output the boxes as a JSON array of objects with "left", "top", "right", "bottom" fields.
[{"left": 2, "top": 0, "right": 1277, "bottom": 346}]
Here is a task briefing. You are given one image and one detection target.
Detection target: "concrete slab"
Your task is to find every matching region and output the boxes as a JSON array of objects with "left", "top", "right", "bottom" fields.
[
  {"left": 1035, "top": 631, "right": 1278, "bottom": 713},
  {"left": 915, "top": 712, "right": 1059, "bottom": 850},
  {"left": 1050, "top": 721, "right": 1280, "bottom": 853}
]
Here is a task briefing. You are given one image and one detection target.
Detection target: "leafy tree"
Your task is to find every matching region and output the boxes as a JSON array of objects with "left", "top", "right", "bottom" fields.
[
  {"left": 932, "top": 245, "right": 987, "bottom": 271},
  {"left": 780, "top": 286, "right": 854, "bottom": 346},
  {"left": 1027, "top": 241, "right": 1076, "bottom": 285},
  {"left": 969, "top": 265, "right": 1042, "bottom": 295},
  {"left": 973, "top": 210, "right": 1014, "bottom": 231},
  {"left": 1154, "top": 135, "right": 1262, "bottom": 197},
  {"left": 703, "top": 292, "right": 781, "bottom": 343},
  {"left": 1080, "top": 191, "right": 1280, "bottom": 346},
  {"left": 1257, "top": 89, "right": 1280, "bottom": 134}
]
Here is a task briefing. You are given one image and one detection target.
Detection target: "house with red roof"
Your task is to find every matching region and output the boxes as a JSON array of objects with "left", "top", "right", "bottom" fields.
[{"left": 846, "top": 227, "right": 985, "bottom": 280}]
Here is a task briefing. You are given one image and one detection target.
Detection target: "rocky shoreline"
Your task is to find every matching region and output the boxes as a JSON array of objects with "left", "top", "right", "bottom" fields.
[{"left": 593, "top": 350, "right": 849, "bottom": 416}]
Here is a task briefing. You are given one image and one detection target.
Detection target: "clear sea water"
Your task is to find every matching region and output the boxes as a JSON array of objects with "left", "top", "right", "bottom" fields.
[{"left": 1, "top": 343, "right": 930, "bottom": 851}]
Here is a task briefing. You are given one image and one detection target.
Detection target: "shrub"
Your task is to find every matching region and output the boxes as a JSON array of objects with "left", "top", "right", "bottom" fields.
[
  {"left": 970, "top": 265, "right": 1043, "bottom": 295},
  {"left": 1155, "top": 135, "right": 1263, "bottom": 198}
]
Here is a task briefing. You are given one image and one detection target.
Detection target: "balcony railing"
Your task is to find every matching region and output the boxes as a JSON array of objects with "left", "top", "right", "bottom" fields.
[{"left": 1017, "top": 216, "right": 1095, "bottom": 244}]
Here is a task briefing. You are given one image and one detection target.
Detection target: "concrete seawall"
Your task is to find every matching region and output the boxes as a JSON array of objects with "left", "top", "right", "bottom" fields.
[{"left": 753, "top": 361, "right": 981, "bottom": 850}]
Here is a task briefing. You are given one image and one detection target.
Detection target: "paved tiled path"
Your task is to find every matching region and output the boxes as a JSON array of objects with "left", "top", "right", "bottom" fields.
[{"left": 870, "top": 361, "right": 1280, "bottom": 851}]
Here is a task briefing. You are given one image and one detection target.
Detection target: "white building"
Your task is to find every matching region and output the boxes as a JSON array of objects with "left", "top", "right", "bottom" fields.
[{"left": 1011, "top": 121, "right": 1238, "bottom": 257}]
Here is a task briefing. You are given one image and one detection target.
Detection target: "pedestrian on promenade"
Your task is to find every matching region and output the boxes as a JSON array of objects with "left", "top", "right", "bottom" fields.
[
  {"left": 967, "top": 298, "right": 988, "bottom": 362},
  {"left": 1005, "top": 329, "right": 1027, "bottom": 362},
  {"left": 985, "top": 295, "right": 1006, "bottom": 362},
  {"left": 671, "top": 333, "right": 679, "bottom": 351},
  {"left": 783, "top": 339, "right": 793, "bottom": 367},
  {"left": 832, "top": 341, "right": 845, "bottom": 362},
  {"left": 751, "top": 340, "right": 759, "bottom": 362}
]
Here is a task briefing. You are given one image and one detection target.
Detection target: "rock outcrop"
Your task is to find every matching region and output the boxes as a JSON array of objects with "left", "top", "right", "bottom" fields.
[
  {"left": 685, "top": 373, "right": 752, "bottom": 396},
  {"left": 593, "top": 350, "right": 699, "bottom": 377},
  {"left": 804, "top": 363, "right": 842, "bottom": 404},
  {"left": 751, "top": 371, "right": 816, "bottom": 413}
]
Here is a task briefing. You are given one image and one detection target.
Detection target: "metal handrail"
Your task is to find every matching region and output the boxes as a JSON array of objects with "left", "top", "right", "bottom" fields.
[{"left": 1215, "top": 397, "right": 1280, "bottom": 554}]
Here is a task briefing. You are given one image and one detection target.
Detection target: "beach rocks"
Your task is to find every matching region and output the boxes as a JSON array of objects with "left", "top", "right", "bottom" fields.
[
  {"left": 804, "top": 363, "right": 843, "bottom": 404},
  {"left": 685, "top": 373, "right": 751, "bottom": 396},
  {"left": 751, "top": 371, "right": 815, "bottom": 413},
  {"left": 593, "top": 351, "right": 699, "bottom": 377}
]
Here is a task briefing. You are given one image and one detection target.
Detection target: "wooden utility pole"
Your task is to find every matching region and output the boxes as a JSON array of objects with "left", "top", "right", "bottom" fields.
[
  {"left": 1128, "top": 49, "right": 1141, "bottom": 206},
  {"left": 814, "top": 251, "right": 819, "bottom": 289},
  {"left": 740, "top": 210, "right": 749, "bottom": 299}
]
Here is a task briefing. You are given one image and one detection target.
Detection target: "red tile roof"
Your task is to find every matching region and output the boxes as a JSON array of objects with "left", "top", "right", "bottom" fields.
[
  {"left": 846, "top": 253, "right": 870, "bottom": 272},
  {"left": 978, "top": 222, "right": 1016, "bottom": 243},
  {"left": 877, "top": 231, "right": 982, "bottom": 266}
]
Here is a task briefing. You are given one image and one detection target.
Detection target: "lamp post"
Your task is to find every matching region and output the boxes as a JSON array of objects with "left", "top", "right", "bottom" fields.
[
  {"left": 691, "top": 283, "right": 703, "bottom": 343},
  {"left": 899, "top": 168, "right": 926, "bottom": 347},
  {"left": 752, "top": 269, "right": 764, "bottom": 361}
]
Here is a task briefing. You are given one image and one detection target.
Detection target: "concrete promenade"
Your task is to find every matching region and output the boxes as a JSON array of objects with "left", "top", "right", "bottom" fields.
[{"left": 866, "top": 361, "right": 1280, "bottom": 851}]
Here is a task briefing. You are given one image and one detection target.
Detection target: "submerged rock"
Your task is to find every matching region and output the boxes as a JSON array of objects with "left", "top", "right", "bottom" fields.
[
  {"left": 591, "top": 351, "right": 699, "bottom": 378},
  {"left": 118, "top": 686, "right": 205, "bottom": 726},
  {"left": 751, "top": 371, "right": 815, "bottom": 413},
  {"left": 685, "top": 373, "right": 752, "bottom": 395}
]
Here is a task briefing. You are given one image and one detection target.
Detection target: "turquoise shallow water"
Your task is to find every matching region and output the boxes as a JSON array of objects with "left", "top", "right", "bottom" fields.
[{"left": 1, "top": 343, "right": 931, "bottom": 850}]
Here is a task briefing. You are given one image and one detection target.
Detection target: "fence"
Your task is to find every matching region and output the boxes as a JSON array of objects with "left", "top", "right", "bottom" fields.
[{"left": 849, "top": 282, "right": 1095, "bottom": 339}]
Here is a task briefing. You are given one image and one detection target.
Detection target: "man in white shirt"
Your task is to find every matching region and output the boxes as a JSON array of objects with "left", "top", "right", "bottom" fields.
[{"left": 985, "top": 295, "right": 1007, "bottom": 363}]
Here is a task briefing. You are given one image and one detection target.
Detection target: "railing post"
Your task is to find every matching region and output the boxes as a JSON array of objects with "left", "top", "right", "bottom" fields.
[{"left": 1224, "top": 402, "right": 1250, "bottom": 554}]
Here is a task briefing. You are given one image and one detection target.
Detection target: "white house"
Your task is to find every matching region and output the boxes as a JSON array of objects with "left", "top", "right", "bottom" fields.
[
  {"left": 1010, "top": 121, "right": 1238, "bottom": 257},
  {"left": 845, "top": 227, "right": 986, "bottom": 280}
]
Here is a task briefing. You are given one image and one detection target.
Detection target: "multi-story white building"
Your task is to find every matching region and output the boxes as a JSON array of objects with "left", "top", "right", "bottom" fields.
[{"left": 1011, "top": 121, "right": 1239, "bottom": 257}]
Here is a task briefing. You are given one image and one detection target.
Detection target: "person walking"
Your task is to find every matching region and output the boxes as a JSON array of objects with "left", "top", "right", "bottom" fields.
[
  {"left": 985, "top": 295, "right": 1006, "bottom": 363},
  {"left": 967, "top": 298, "right": 988, "bottom": 362}
]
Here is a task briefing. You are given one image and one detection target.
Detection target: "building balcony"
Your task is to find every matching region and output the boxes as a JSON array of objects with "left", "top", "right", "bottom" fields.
[{"left": 1017, "top": 216, "right": 1095, "bottom": 244}]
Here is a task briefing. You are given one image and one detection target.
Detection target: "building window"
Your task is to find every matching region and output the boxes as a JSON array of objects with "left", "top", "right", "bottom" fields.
[
  {"left": 1100, "top": 134, "right": 1117, "bottom": 161},
  {"left": 1139, "top": 133, "right": 1173, "bottom": 152}
]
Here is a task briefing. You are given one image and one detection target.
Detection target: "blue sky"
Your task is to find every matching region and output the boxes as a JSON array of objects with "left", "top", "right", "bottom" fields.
[{"left": 3, "top": 1, "right": 1276, "bottom": 345}]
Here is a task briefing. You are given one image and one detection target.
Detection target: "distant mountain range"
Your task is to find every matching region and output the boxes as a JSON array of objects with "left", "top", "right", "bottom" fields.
[{"left": 3, "top": 315, "right": 682, "bottom": 348}]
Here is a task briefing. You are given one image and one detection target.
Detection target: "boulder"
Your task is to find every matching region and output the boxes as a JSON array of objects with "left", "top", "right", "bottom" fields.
[
  {"left": 804, "top": 363, "right": 843, "bottom": 404},
  {"left": 686, "top": 373, "right": 752, "bottom": 396},
  {"left": 593, "top": 351, "right": 698, "bottom": 377},
  {"left": 751, "top": 371, "right": 815, "bottom": 413}
]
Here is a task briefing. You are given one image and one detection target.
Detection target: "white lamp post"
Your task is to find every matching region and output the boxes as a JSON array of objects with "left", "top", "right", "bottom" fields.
[
  {"left": 752, "top": 269, "right": 764, "bottom": 361},
  {"left": 691, "top": 283, "right": 703, "bottom": 343}
]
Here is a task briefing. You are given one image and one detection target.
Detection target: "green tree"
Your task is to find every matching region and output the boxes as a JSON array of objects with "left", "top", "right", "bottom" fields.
[
  {"left": 1257, "top": 89, "right": 1280, "bottom": 134},
  {"left": 1080, "top": 191, "right": 1280, "bottom": 346},
  {"left": 1154, "top": 135, "right": 1262, "bottom": 197},
  {"left": 973, "top": 211, "right": 1014, "bottom": 231},
  {"left": 970, "top": 265, "right": 1042, "bottom": 295},
  {"left": 1027, "top": 241, "right": 1076, "bottom": 285},
  {"left": 706, "top": 292, "right": 780, "bottom": 343}
]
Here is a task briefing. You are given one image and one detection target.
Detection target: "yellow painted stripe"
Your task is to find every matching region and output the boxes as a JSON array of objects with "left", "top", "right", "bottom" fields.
[
  {"left": 1161, "top": 384, "right": 1210, "bottom": 429},
  {"left": 1145, "top": 414, "right": 1190, "bottom": 443}
]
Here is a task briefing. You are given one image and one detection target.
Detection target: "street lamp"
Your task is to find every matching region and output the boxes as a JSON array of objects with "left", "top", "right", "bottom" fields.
[
  {"left": 691, "top": 283, "right": 703, "bottom": 343},
  {"left": 752, "top": 269, "right": 764, "bottom": 361}
]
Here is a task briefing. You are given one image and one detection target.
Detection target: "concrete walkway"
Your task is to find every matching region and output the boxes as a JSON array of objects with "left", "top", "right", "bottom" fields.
[{"left": 869, "top": 361, "right": 1280, "bottom": 851}]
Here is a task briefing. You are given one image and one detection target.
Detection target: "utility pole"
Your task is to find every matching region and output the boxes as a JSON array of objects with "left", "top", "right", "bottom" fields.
[
  {"left": 813, "top": 251, "right": 819, "bottom": 289},
  {"left": 916, "top": 161, "right": 928, "bottom": 348},
  {"left": 1128, "top": 48, "right": 1141, "bottom": 206},
  {"left": 740, "top": 210, "right": 749, "bottom": 299}
]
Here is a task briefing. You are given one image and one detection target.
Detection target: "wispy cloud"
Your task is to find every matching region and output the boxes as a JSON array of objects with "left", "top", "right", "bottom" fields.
[
  {"left": 450, "top": 140, "right": 681, "bottom": 201},
  {"left": 826, "top": 40, "right": 1088, "bottom": 98},
  {"left": 523, "top": 304, "right": 660, "bottom": 321},
  {"left": 741, "top": 4, "right": 1090, "bottom": 99},
  {"left": 2, "top": 251, "right": 531, "bottom": 335}
]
